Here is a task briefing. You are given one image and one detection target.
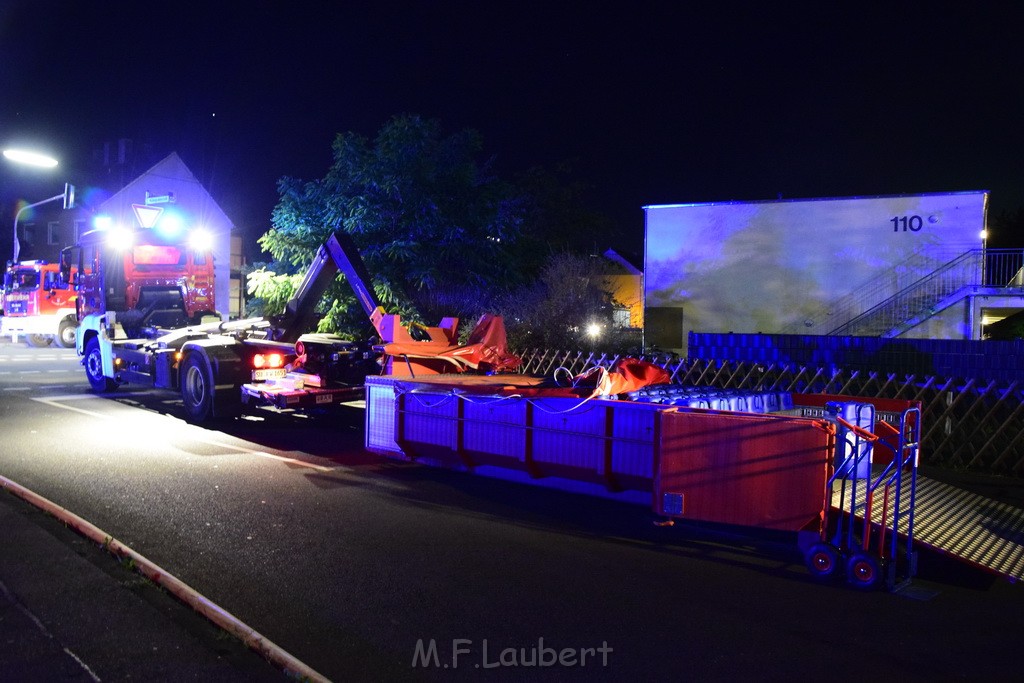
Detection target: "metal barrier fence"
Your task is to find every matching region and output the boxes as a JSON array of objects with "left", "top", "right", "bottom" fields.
[{"left": 514, "top": 348, "right": 1024, "bottom": 477}]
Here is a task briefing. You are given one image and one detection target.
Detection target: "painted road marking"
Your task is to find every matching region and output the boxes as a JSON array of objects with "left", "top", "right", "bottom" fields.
[{"left": 31, "top": 394, "right": 333, "bottom": 473}]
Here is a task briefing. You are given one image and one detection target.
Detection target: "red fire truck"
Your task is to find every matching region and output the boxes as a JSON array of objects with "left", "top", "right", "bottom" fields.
[
  {"left": 65, "top": 224, "right": 218, "bottom": 336},
  {"left": 1, "top": 261, "right": 80, "bottom": 347}
]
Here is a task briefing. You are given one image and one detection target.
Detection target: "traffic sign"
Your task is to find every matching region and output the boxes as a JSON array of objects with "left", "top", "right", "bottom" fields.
[
  {"left": 145, "top": 191, "right": 176, "bottom": 205},
  {"left": 132, "top": 203, "right": 163, "bottom": 228}
]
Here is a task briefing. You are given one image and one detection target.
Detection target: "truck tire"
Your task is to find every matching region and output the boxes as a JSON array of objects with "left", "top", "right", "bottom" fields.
[
  {"left": 181, "top": 352, "right": 229, "bottom": 423},
  {"left": 26, "top": 334, "right": 53, "bottom": 348},
  {"left": 56, "top": 317, "right": 78, "bottom": 348},
  {"left": 84, "top": 337, "right": 117, "bottom": 392}
]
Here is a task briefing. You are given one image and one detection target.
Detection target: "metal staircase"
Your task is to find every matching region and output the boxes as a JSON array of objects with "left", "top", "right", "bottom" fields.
[
  {"left": 824, "top": 249, "right": 1024, "bottom": 337},
  {"left": 780, "top": 249, "right": 962, "bottom": 335}
]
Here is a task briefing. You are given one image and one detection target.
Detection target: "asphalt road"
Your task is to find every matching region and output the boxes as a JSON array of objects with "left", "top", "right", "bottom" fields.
[{"left": 1, "top": 338, "right": 1023, "bottom": 681}]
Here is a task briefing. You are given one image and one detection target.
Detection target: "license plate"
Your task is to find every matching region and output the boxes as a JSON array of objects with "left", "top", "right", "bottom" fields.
[
  {"left": 252, "top": 368, "right": 287, "bottom": 381},
  {"left": 315, "top": 393, "right": 332, "bottom": 404}
]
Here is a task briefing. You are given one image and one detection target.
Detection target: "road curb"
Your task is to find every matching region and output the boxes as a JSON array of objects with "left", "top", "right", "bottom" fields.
[{"left": 0, "top": 474, "right": 330, "bottom": 683}]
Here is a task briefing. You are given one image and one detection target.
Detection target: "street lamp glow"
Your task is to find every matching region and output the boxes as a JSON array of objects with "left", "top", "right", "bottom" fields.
[{"left": 3, "top": 148, "right": 59, "bottom": 168}]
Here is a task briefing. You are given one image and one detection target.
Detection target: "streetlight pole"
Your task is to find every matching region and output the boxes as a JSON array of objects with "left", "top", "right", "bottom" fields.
[
  {"left": 3, "top": 148, "right": 68, "bottom": 263},
  {"left": 12, "top": 184, "right": 75, "bottom": 262}
]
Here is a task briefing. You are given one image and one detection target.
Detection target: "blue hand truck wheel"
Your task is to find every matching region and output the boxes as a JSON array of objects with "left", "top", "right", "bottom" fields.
[
  {"left": 845, "top": 550, "right": 882, "bottom": 590},
  {"left": 805, "top": 542, "right": 842, "bottom": 581}
]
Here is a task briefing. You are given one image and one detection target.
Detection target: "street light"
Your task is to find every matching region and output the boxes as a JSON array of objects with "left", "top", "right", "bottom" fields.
[
  {"left": 3, "top": 148, "right": 70, "bottom": 263},
  {"left": 2, "top": 148, "right": 59, "bottom": 169},
  {"left": 980, "top": 228, "right": 989, "bottom": 288}
]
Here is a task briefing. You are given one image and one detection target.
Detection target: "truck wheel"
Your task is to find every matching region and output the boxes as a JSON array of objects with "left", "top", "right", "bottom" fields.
[
  {"left": 181, "top": 353, "right": 217, "bottom": 422},
  {"left": 84, "top": 337, "right": 116, "bottom": 392},
  {"left": 56, "top": 318, "right": 78, "bottom": 348},
  {"left": 26, "top": 334, "right": 53, "bottom": 348}
]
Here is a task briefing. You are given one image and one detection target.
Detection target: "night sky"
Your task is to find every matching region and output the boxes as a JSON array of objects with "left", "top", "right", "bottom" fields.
[{"left": 3, "top": 2, "right": 1024, "bottom": 255}]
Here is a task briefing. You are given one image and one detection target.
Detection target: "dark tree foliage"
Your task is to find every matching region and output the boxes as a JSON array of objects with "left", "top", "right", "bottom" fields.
[
  {"left": 253, "top": 114, "right": 630, "bottom": 348},
  {"left": 515, "top": 162, "right": 616, "bottom": 254},
  {"left": 257, "top": 114, "right": 531, "bottom": 337},
  {"left": 493, "top": 251, "right": 633, "bottom": 352},
  {"left": 985, "top": 310, "right": 1024, "bottom": 340}
]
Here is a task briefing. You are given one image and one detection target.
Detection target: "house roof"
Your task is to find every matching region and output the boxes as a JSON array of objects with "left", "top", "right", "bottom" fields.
[
  {"left": 99, "top": 152, "right": 234, "bottom": 230},
  {"left": 603, "top": 247, "right": 642, "bottom": 275}
]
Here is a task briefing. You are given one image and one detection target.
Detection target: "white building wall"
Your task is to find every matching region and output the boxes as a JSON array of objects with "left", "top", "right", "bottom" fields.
[{"left": 644, "top": 191, "right": 989, "bottom": 351}]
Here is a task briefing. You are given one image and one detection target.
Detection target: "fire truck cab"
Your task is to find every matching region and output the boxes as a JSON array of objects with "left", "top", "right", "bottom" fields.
[
  {"left": 63, "top": 224, "right": 218, "bottom": 336},
  {"left": 1, "top": 261, "right": 79, "bottom": 347}
]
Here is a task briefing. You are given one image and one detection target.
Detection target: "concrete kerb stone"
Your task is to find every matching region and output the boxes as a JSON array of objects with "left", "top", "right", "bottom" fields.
[{"left": 0, "top": 473, "right": 330, "bottom": 683}]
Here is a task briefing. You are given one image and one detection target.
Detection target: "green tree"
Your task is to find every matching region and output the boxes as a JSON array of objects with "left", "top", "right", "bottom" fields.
[
  {"left": 255, "top": 114, "right": 530, "bottom": 338},
  {"left": 244, "top": 265, "right": 302, "bottom": 318}
]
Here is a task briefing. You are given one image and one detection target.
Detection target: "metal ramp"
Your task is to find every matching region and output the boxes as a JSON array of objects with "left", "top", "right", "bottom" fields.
[{"left": 833, "top": 472, "right": 1024, "bottom": 581}]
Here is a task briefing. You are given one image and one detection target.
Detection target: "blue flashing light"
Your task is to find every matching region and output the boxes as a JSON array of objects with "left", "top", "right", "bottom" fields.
[{"left": 156, "top": 212, "right": 185, "bottom": 239}]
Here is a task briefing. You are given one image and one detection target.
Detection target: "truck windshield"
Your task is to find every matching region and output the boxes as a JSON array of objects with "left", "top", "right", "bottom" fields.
[
  {"left": 132, "top": 245, "right": 186, "bottom": 266},
  {"left": 9, "top": 271, "right": 40, "bottom": 290}
]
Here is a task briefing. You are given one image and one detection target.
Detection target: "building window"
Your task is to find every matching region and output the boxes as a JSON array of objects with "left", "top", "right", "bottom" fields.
[
  {"left": 48, "top": 221, "right": 61, "bottom": 245},
  {"left": 74, "top": 219, "right": 87, "bottom": 243},
  {"left": 613, "top": 308, "right": 632, "bottom": 328}
]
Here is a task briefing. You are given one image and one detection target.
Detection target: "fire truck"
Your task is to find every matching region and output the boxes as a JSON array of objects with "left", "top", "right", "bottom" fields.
[
  {"left": 64, "top": 223, "right": 219, "bottom": 336},
  {"left": 70, "top": 226, "right": 510, "bottom": 422},
  {"left": 1, "top": 261, "right": 80, "bottom": 347}
]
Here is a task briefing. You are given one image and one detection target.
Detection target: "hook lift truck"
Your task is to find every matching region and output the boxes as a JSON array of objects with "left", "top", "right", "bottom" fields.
[
  {"left": 66, "top": 225, "right": 512, "bottom": 422},
  {"left": 66, "top": 223, "right": 923, "bottom": 590}
]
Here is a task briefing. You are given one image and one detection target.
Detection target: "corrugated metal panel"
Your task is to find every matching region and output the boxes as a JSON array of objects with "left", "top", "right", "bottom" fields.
[
  {"left": 365, "top": 382, "right": 401, "bottom": 455},
  {"left": 611, "top": 402, "right": 658, "bottom": 479},
  {"left": 655, "top": 410, "right": 833, "bottom": 531},
  {"left": 530, "top": 398, "right": 608, "bottom": 471},
  {"left": 462, "top": 398, "right": 526, "bottom": 461}
]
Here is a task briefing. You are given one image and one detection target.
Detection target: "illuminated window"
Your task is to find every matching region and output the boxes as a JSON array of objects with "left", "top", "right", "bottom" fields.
[{"left": 613, "top": 308, "right": 631, "bottom": 328}]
